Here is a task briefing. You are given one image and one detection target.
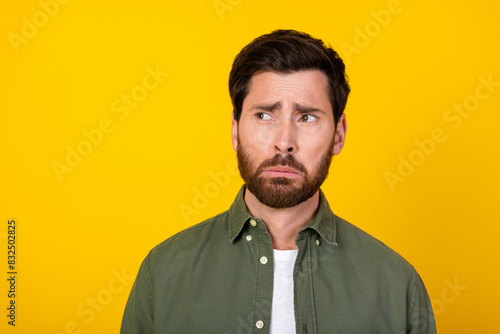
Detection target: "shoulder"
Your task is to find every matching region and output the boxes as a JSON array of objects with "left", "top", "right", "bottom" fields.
[
  {"left": 147, "top": 210, "right": 230, "bottom": 264},
  {"left": 333, "top": 214, "right": 417, "bottom": 278}
]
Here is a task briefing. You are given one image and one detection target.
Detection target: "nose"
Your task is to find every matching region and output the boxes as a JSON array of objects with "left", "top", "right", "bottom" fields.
[{"left": 274, "top": 120, "right": 297, "bottom": 154}]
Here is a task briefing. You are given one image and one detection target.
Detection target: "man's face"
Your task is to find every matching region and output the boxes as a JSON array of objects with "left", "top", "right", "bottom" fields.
[{"left": 231, "top": 70, "right": 347, "bottom": 208}]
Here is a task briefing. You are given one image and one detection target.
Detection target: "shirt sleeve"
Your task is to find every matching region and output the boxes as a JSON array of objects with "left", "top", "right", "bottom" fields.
[
  {"left": 407, "top": 270, "right": 437, "bottom": 334},
  {"left": 120, "top": 252, "right": 155, "bottom": 334}
]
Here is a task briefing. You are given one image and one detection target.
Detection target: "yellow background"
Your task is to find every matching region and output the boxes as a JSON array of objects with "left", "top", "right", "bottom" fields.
[{"left": 1, "top": 0, "right": 499, "bottom": 333}]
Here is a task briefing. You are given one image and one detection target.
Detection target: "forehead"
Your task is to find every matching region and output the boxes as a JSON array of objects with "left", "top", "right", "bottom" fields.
[{"left": 244, "top": 70, "right": 331, "bottom": 110}]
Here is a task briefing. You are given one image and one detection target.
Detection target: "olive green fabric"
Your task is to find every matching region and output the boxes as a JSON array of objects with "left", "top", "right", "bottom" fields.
[{"left": 121, "top": 186, "right": 436, "bottom": 334}]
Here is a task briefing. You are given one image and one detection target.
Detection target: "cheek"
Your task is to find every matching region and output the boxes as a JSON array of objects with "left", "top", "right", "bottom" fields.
[
  {"left": 246, "top": 123, "right": 274, "bottom": 146},
  {"left": 239, "top": 125, "right": 275, "bottom": 156},
  {"left": 299, "top": 136, "right": 332, "bottom": 168},
  {"left": 237, "top": 130, "right": 261, "bottom": 164}
]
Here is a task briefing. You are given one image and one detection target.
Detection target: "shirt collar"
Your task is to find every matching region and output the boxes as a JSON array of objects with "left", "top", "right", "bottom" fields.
[
  {"left": 228, "top": 185, "right": 338, "bottom": 246},
  {"left": 300, "top": 188, "right": 338, "bottom": 245},
  {"left": 227, "top": 185, "right": 252, "bottom": 242}
]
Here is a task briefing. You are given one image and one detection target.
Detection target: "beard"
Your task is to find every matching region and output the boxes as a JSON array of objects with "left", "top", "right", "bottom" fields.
[{"left": 237, "top": 136, "right": 335, "bottom": 209}]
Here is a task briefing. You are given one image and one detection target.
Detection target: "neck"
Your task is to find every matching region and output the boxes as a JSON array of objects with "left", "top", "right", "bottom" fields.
[{"left": 244, "top": 188, "right": 320, "bottom": 250}]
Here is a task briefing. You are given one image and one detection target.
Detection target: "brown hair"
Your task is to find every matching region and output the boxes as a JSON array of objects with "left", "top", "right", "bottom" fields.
[{"left": 229, "top": 29, "right": 350, "bottom": 126}]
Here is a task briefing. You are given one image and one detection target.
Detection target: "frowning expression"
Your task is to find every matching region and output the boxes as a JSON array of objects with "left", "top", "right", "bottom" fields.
[{"left": 232, "top": 70, "right": 346, "bottom": 208}]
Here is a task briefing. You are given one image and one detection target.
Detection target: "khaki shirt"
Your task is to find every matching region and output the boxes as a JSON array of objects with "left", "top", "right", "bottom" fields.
[{"left": 121, "top": 186, "right": 436, "bottom": 333}]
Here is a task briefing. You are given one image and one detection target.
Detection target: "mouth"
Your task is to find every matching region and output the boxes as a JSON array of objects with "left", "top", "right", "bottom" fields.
[{"left": 261, "top": 166, "right": 301, "bottom": 178}]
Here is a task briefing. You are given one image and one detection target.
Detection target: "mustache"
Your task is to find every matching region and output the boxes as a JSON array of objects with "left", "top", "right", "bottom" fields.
[{"left": 255, "top": 154, "right": 308, "bottom": 176}]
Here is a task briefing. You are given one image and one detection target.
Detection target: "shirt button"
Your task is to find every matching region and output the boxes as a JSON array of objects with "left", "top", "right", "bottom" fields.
[
  {"left": 255, "top": 320, "right": 264, "bottom": 329},
  {"left": 316, "top": 239, "right": 321, "bottom": 246},
  {"left": 260, "top": 256, "right": 268, "bottom": 264},
  {"left": 250, "top": 219, "right": 257, "bottom": 227},
  {"left": 246, "top": 235, "right": 253, "bottom": 241}
]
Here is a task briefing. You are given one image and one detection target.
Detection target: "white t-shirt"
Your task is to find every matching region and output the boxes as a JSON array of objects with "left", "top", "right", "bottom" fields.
[{"left": 269, "top": 249, "right": 298, "bottom": 334}]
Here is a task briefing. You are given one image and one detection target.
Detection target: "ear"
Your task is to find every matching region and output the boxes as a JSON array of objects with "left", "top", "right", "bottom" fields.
[
  {"left": 333, "top": 113, "right": 347, "bottom": 156},
  {"left": 231, "top": 112, "right": 238, "bottom": 152}
]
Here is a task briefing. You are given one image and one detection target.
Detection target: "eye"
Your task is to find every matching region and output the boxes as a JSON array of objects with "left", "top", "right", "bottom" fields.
[
  {"left": 299, "top": 114, "right": 317, "bottom": 122},
  {"left": 256, "top": 112, "right": 272, "bottom": 120}
]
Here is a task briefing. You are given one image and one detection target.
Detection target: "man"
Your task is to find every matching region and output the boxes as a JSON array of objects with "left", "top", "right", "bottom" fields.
[{"left": 121, "top": 30, "right": 436, "bottom": 333}]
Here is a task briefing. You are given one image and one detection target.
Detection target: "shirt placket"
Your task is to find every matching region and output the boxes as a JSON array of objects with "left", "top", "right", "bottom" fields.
[
  {"left": 248, "top": 218, "right": 274, "bottom": 334},
  {"left": 294, "top": 231, "right": 318, "bottom": 334}
]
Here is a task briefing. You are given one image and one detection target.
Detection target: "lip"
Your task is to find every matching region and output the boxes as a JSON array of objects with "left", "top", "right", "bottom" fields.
[{"left": 262, "top": 166, "right": 301, "bottom": 178}]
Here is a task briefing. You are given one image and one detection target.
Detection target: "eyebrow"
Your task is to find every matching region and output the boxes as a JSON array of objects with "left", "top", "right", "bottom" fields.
[
  {"left": 250, "top": 102, "right": 282, "bottom": 111},
  {"left": 294, "top": 103, "right": 324, "bottom": 113},
  {"left": 250, "top": 102, "right": 324, "bottom": 113}
]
